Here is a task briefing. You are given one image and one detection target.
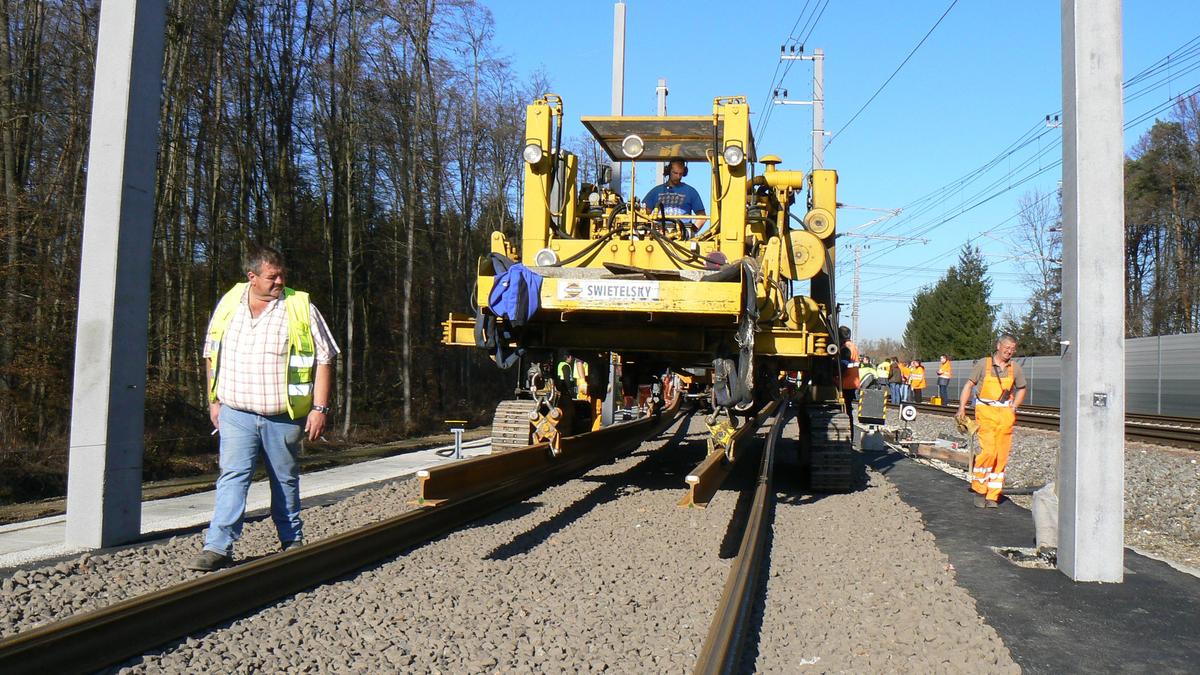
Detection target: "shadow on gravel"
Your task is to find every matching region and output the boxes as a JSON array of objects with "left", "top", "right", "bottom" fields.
[
  {"left": 483, "top": 414, "right": 706, "bottom": 561},
  {"left": 862, "top": 449, "right": 904, "bottom": 476}
]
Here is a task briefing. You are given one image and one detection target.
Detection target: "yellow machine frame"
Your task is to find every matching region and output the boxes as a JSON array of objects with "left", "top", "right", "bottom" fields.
[{"left": 443, "top": 94, "right": 842, "bottom": 368}]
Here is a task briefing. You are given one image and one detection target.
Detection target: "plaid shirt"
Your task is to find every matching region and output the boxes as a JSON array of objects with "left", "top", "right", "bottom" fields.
[{"left": 204, "top": 288, "right": 339, "bottom": 415}]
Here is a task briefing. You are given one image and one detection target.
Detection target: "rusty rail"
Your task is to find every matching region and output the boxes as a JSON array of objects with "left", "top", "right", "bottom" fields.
[{"left": 693, "top": 402, "right": 789, "bottom": 674}]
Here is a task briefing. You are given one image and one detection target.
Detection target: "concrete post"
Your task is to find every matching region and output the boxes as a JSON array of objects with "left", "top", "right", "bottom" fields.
[
  {"left": 610, "top": 2, "right": 626, "bottom": 196},
  {"left": 852, "top": 244, "right": 860, "bottom": 340},
  {"left": 1058, "top": 0, "right": 1124, "bottom": 582},
  {"left": 656, "top": 78, "right": 668, "bottom": 183},
  {"left": 812, "top": 48, "right": 825, "bottom": 169},
  {"left": 65, "top": 0, "right": 167, "bottom": 548}
]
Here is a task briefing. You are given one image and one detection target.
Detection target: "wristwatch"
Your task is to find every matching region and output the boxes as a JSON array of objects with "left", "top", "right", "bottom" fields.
[{"left": 312, "top": 404, "right": 331, "bottom": 414}]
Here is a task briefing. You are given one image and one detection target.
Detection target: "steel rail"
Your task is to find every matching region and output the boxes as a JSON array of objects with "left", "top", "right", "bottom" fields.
[
  {"left": 0, "top": 409, "right": 684, "bottom": 675},
  {"left": 693, "top": 402, "right": 789, "bottom": 675},
  {"left": 420, "top": 404, "right": 678, "bottom": 503},
  {"left": 906, "top": 402, "right": 1199, "bottom": 449}
]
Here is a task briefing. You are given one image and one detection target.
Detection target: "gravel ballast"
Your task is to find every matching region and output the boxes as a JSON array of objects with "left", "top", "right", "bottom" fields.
[
  {"left": 746, "top": 419, "right": 1018, "bottom": 674},
  {"left": 0, "top": 409, "right": 1191, "bottom": 670}
]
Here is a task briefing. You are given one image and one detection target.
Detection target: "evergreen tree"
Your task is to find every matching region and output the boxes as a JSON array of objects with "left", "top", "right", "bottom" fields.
[{"left": 904, "top": 245, "right": 997, "bottom": 359}]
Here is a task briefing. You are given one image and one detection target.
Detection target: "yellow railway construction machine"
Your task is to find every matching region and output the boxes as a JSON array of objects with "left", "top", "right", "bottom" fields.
[{"left": 443, "top": 94, "right": 852, "bottom": 491}]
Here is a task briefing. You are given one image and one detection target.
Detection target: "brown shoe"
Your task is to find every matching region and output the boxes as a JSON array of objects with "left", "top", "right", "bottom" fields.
[
  {"left": 984, "top": 499, "right": 999, "bottom": 509},
  {"left": 280, "top": 538, "right": 305, "bottom": 552},
  {"left": 974, "top": 494, "right": 987, "bottom": 508},
  {"left": 186, "top": 549, "right": 231, "bottom": 572}
]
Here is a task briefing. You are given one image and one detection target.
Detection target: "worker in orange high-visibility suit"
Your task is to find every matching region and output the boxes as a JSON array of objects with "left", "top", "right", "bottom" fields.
[
  {"left": 956, "top": 335, "right": 1027, "bottom": 508},
  {"left": 838, "top": 326, "right": 860, "bottom": 412}
]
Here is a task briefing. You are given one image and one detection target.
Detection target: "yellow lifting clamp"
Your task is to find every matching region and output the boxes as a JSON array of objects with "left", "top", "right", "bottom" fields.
[
  {"left": 706, "top": 407, "right": 742, "bottom": 463},
  {"left": 532, "top": 405, "right": 564, "bottom": 456}
]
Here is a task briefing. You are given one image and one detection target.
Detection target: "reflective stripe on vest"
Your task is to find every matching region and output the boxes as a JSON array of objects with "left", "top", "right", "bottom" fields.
[
  {"left": 909, "top": 366, "right": 925, "bottom": 387},
  {"left": 207, "top": 283, "right": 316, "bottom": 419}
]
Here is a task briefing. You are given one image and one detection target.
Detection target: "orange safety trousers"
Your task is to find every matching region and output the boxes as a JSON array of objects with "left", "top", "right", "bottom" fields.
[{"left": 972, "top": 404, "right": 1014, "bottom": 502}]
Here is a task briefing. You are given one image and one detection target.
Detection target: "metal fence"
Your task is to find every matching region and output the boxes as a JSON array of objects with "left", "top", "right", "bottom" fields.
[{"left": 916, "top": 332, "right": 1200, "bottom": 416}]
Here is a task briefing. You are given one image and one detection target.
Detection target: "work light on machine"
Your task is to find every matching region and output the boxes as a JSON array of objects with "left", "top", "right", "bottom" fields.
[
  {"left": 522, "top": 142, "right": 544, "bottom": 164},
  {"left": 534, "top": 247, "right": 558, "bottom": 267},
  {"left": 621, "top": 134, "right": 645, "bottom": 158},
  {"left": 722, "top": 143, "right": 745, "bottom": 167}
]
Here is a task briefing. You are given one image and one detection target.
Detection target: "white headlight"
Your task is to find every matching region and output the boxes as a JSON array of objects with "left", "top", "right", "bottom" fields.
[
  {"left": 534, "top": 248, "right": 558, "bottom": 266},
  {"left": 523, "top": 143, "right": 544, "bottom": 164},
  {"left": 621, "top": 134, "right": 645, "bottom": 158},
  {"left": 722, "top": 144, "right": 745, "bottom": 167}
]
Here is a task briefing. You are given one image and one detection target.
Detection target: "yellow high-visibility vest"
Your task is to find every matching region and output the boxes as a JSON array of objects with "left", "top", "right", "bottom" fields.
[{"left": 206, "top": 283, "right": 316, "bottom": 419}]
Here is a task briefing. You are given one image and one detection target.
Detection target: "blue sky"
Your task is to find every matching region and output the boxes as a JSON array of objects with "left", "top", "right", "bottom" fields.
[{"left": 488, "top": 1, "right": 1199, "bottom": 341}]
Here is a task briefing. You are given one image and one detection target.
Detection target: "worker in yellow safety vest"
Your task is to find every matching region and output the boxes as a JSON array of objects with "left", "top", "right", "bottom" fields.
[
  {"left": 188, "top": 243, "right": 340, "bottom": 572},
  {"left": 956, "top": 335, "right": 1027, "bottom": 508}
]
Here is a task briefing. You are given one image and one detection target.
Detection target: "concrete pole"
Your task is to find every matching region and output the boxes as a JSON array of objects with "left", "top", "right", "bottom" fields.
[
  {"left": 812, "top": 48, "right": 825, "bottom": 169},
  {"left": 610, "top": 2, "right": 626, "bottom": 196},
  {"left": 656, "top": 78, "right": 668, "bottom": 184},
  {"left": 65, "top": 0, "right": 167, "bottom": 548},
  {"left": 1058, "top": 0, "right": 1124, "bottom": 582},
  {"left": 852, "top": 244, "right": 861, "bottom": 340}
]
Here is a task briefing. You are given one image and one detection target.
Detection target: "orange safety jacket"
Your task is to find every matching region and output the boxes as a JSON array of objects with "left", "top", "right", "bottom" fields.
[
  {"left": 841, "top": 340, "right": 860, "bottom": 389},
  {"left": 909, "top": 365, "right": 926, "bottom": 389},
  {"left": 937, "top": 361, "right": 952, "bottom": 379}
]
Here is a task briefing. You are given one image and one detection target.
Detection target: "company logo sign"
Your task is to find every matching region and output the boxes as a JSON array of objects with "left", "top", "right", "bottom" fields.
[{"left": 557, "top": 280, "right": 660, "bottom": 303}]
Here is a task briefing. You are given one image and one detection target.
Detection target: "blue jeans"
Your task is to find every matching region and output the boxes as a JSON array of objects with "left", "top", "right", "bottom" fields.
[
  {"left": 938, "top": 380, "right": 949, "bottom": 403},
  {"left": 204, "top": 405, "right": 304, "bottom": 555},
  {"left": 888, "top": 382, "right": 901, "bottom": 403}
]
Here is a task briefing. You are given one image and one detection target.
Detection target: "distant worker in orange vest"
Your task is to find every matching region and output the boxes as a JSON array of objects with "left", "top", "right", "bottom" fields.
[
  {"left": 956, "top": 335, "right": 1027, "bottom": 508},
  {"left": 838, "top": 325, "right": 860, "bottom": 412},
  {"left": 908, "top": 360, "right": 926, "bottom": 403},
  {"left": 937, "top": 355, "right": 953, "bottom": 405}
]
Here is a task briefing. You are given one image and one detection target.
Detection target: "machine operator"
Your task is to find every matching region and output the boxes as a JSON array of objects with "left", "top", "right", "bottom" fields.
[{"left": 643, "top": 158, "right": 706, "bottom": 237}]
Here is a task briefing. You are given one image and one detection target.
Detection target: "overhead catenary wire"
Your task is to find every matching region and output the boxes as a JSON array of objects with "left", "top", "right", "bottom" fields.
[
  {"left": 845, "top": 33, "right": 1200, "bottom": 318},
  {"left": 861, "top": 32, "right": 1200, "bottom": 247},
  {"left": 754, "top": 0, "right": 830, "bottom": 143},
  {"left": 857, "top": 77, "right": 1200, "bottom": 274},
  {"left": 825, "top": 0, "right": 960, "bottom": 150}
]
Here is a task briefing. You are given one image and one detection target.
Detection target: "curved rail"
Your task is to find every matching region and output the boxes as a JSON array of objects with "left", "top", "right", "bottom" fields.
[
  {"left": 0, "top": 409, "right": 684, "bottom": 674},
  {"left": 906, "top": 402, "right": 1200, "bottom": 449},
  {"left": 693, "top": 402, "right": 790, "bottom": 674}
]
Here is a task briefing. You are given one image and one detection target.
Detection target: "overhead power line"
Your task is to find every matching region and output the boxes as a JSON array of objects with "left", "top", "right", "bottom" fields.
[
  {"left": 754, "top": 0, "right": 829, "bottom": 143},
  {"left": 826, "top": 0, "right": 960, "bottom": 149}
]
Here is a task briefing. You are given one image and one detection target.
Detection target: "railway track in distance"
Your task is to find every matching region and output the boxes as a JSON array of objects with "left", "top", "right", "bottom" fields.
[
  {"left": 905, "top": 401, "right": 1200, "bottom": 450},
  {"left": 0, "top": 407, "right": 684, "bottom": 674}
]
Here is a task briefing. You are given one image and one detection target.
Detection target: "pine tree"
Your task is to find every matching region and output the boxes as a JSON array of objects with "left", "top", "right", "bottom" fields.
[{"left": 904, "top": 245, "right": 997, "bottom": 359}]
